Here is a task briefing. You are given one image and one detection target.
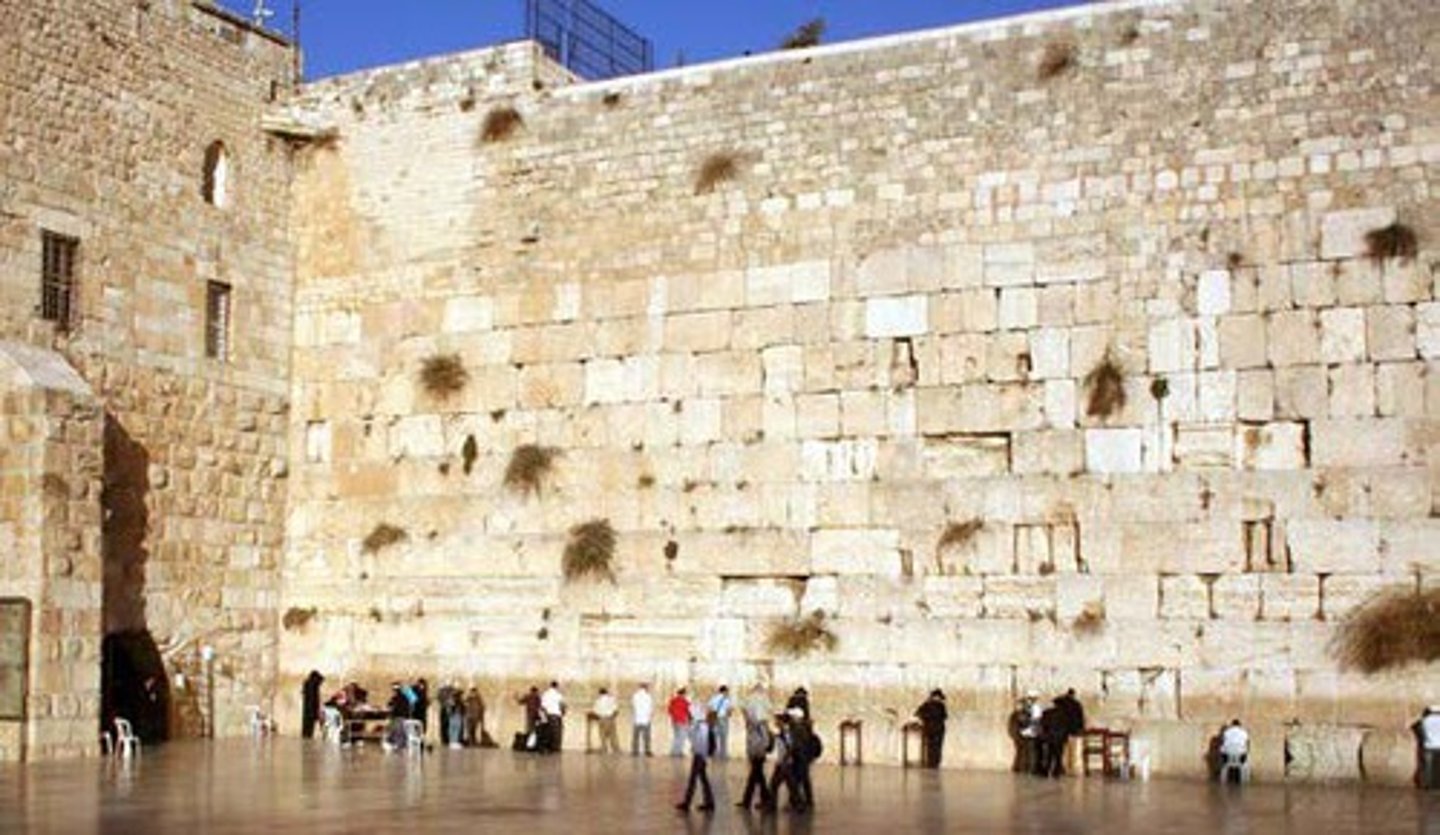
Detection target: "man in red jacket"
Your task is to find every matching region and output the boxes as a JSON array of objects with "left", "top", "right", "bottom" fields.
[{"left": 668, "top": 687, "right": 693, "bottom": 757}]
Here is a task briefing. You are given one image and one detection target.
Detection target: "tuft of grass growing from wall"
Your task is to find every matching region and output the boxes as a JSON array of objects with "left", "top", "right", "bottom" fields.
[
  {"left": 480, "top": 105, "right": 524, "bottom": 143},
  {"left": 362, "top": 523, "right": 408, "bottom": 555},
  {"left": 282, "top": 607, "right": 317, "bottom": 631},
  {"left": 694, "top": 152, "right": 741, "bottom": 195},
  {"left": 1072, "top": 601, "right": 1106, "bottom": 636},
  {"left": 1037, "top": 40, "right": 1076, "bottom": 81},
  {"left": 1085, "top": 352, "right": 1127, "bottom": 419},
  {"left": 504, "top": 444, "right": 559, "bottom": 496},
  {"left": 1333, "top": 586, "right": 1440, "bottom": 674},
  {"left": 765, "top": 610, "right": 838, "bottom": 658},
  {"left": 780, "top": 18, "right": 826, "bottom": 50},
  {"left": 418, "top": 354, "right": 468, "bottom": 400},
  {"left": 563, "top": 519, "right": 617, "bottom": 583},
  {"left": 1364, "top": 222, "right": 1418, "bottom": 263},
  {"left": 937, "top": 519, "right": 983, "bottom": 552}
]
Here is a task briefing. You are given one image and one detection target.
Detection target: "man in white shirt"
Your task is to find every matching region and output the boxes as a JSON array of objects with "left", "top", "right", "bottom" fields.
[
  {"left": 1416, "top": 706, "right": 1440, "bottom": 790},
  {"left": 1219, "top": 720, "right": 1249, "bottom": 760},
  {"left": 630, "top": 683, "right": 654, "bottom": 756},
  {"left": 592, "top": 688, "right": 619, "bottom": 754},
  {"left": 707, "top": 685, "right": 733, "bottom": 759},
  {"left": 540, "top": 681, "right": 565, "bottom": 753}
]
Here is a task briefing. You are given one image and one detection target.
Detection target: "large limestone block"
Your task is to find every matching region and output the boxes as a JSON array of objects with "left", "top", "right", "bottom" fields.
[
  {"left": 1285, "top": 723, "right": 1366, "bottom": 781},
  {"left": 1419, "top": 302, "right": 1440, "bottom": 359},
  {"left": 917, "top": 384, "right": 1045, "bottom": 435},
  {"left": 1084, "top": 428, "right": 1144, "bottom": 474},
  {"left": 1236, "top": 421, "right": 1307, "bottom": 470},
  {"left": 1267, "top": 310, "right": 1321, "bottom": 367},
  {"left": 442, "top": 297, "right": 495, "bottom": 333},
  {"left": 919, "top": 576, "right": 984, "bottom": 618},
  {"left": 810, "top": 528, "right": 903, "bottom": 577},
  {"left": 919, "top": 433, "right": 1010, "bottom": 478},
  {"left": 981, "top": 575, "right": 1056, "bottom": 620},
  {"left": 798, "top": 439, "right": 878, "bottom": 482},
  {"left": 864, "top": 295, "right": 928, "bottom": 338},
  {"left": 1158, "top": 575, "right": 1209, "bottom": 620},
  {"left": 1310, "top": 418, "right": 1424, "bottom": 468},
  {"left": 1258, "top": 574, "right": 1320, "bottom": 621},
  {"left": 1360, "top": 729, "right": 1426, "bottom": 787},
  {"left": 1285, "top": 519, "right": 1380, "bottom": 574},
  {"left": 1319, "top": 308, "right": 1367, "bottom": 364},
  {"left": 1319, "top": 207, "right": 1395, "bottom": 260},
  {"left": 746, "top": 261, "right": 830, "bottom": 306}
]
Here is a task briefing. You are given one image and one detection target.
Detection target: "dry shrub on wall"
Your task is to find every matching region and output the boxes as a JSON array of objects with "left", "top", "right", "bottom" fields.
[
  {"left": 937, "top": 520, "right": 983, "bottom": 553},
  {"left": 765, "top": 610, "right": 838, "bottom": 658},
  {"left": 1084, "top": 353, "right": 1127, "bottom": 419},
  {"left": 480, "top": 105, "right": 524, "bottom": 143},
  {"left": 1072, "top": 601, "right": 1106, "bottom": 636},
  {"left": 1038, "top": 40, "right": 1076, "bottom": 80},
  {"left": 282, "top": 607, "right": 317, "bottom": 631},
  {"left": 504, "top": 444, "right": 559, "bottom": 496},
  {"left": 563, "top": 519, "right": 617, "bottom": 583},
  {"left": 1333, "top": 586, "right": 1440, "bottom": 674},
  {"left": 694, "top": 152, "right": 741, "bottom": 195},
  {"left": 1364, "top": 223, "right": 1418, "bottom": 263},
  {"left": 362, "top": 523, "right": 408, "bottom": 555},
  {"left": 780, "top": 18, "right": 826, "bottom": 50},
  {"left": 418, "top": 354, "right": 468, "bottom": 400}
]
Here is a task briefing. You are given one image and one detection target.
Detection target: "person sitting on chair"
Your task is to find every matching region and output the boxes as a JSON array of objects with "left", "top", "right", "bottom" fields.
[{"left": 1219, "top": 719, "right": 1250, "bottom": 782}]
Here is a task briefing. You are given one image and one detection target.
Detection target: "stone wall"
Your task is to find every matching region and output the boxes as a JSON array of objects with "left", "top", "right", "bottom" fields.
[
  {"left": 0, "top": 343, "right": 103, "bottom": 761},
  {"left": 0, "top": 0, "right": 296, "bottom": 751},
  {"left": 280, "top": 0, "right": 1439, "bottom": 779}
]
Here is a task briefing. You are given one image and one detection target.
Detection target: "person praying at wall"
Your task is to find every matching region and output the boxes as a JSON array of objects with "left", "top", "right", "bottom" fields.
[
  {"left": 707, "top": 685, "right": 733, "bottom": 759},
  {"left": 786, "top": 687, "right": 811, "bottom": 720},
  {"left": 630, "top": 683, "right": 654, "bottom": 756},
  {"left": 592, "top": 687, "right": 620, "bottom": 754},
  {"left": 668, "top": 687, "right": 693, "bottom": 757},
  {"left": 301, "top": 670, "right": 325, "bottom": 739},
  {"left": 915, "top": 689, "right": 948, "bottom": 769},
  {"left": 540, "top": 681, "right": 566, "bottom": 753},
  {"left": 463, "top": 686, "right": 486, "bottom": 747},
  {"left": 1415, "top": 706, "right": 1440, "bottom": 790},
  {"left": 517, "top": 686, "right": 542, "bottom": 751}
]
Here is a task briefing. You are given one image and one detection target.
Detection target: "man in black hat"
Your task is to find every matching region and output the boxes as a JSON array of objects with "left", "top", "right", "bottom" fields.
[{"left": 915, "top": 689, "right": 948, "bottom": 768}]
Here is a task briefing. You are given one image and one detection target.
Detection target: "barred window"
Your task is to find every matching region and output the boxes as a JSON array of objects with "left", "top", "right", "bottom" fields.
[
  {"left": 40, "top": 231, "right": 78, "bottom": 330},
  {"left": 205, "top": 281, "right": 232, "bottom": 361}
]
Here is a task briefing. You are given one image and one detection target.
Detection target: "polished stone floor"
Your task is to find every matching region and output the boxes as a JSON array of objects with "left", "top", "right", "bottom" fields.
[{"left": 1, "top": 740, "right": 1436, "bottom": 834}]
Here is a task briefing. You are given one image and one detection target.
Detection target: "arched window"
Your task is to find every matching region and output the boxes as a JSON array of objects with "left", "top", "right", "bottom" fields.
[{"left": 201, "top": 141, "right": 229, "bottom": 207}]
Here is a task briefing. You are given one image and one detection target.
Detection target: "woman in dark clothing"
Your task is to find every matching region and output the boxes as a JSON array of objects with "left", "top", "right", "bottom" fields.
[
  {"left": 301, "top": 671, "right": 325, "bottom": 739},
  {"left": 915, "top": 689, "right": 948, "bottom": 768},
  {"left": 785, "top": 688, "right": 810, "bottom": 719}
]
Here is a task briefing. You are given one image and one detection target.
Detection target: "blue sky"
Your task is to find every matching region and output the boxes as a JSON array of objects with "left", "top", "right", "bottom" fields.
[{"left": 225, "top": 1, "right": 1081, "bottom": 79}]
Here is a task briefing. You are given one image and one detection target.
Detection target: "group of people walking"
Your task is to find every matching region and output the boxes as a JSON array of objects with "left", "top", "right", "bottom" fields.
[{"left": 674, "top": 684, "right": 822, "bottom": 814}]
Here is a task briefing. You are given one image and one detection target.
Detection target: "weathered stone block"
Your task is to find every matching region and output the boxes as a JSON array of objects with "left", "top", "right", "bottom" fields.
[
  {"left": 864, "top": 295, "right": 929, "bottom": 338},
  {"left": 1286, "top": 519, "right": 1381, "bottom": 573},
  {"left": 1319, "top": 207, "right": 1394, "bottom": 260}
]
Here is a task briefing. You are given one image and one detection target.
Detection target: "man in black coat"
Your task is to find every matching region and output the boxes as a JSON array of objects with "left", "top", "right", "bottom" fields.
[
  {"left": 301, "top": 670, "right": 325, "bottom": 739},
  {"left": 915, "top": 689, "right": 948, "bottom": 768}
]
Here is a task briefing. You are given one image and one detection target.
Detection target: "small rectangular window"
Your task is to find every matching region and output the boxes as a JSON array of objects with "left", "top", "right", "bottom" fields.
[
  {"left": 205, "top": 281, "right": 232, "bottom": 361},
  {"left": 40, "top": 231, "right": 78, "bottom": 330}
]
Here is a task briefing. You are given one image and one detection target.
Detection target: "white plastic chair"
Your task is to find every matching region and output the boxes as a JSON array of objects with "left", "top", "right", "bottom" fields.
[
  {"left": 114, "top": 718, "right": 141, "bottom": 758},
  {"left": 322, "top": 706, "right": 345, "bottom": 745},
  {"left": 403, "top": 719, "right": 425, "bottom": 754},
  {"left": 246, "top": 705, "right": 272, "bottom": 738},
  {"left": 1220, "top": 751, "right": 1251, "bottom": 784}
]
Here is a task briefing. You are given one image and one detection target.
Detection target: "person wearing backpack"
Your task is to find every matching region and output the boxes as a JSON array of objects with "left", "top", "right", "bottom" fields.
[
  {"left": 788, "top": 710, "right": 819, "bottom": 812},
  {"left": 737, "top": 710, "right": 774, "bottom": 809}
]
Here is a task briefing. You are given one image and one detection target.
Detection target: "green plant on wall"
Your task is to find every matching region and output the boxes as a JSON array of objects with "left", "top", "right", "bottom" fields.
[{"left": 563, "top": 519, "right": 617, "bottom": 583}]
